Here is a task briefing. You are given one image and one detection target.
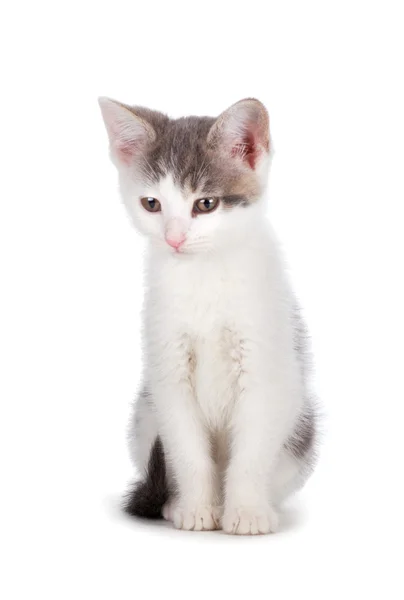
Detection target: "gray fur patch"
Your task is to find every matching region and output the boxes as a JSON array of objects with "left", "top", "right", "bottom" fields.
[
  {"left": 285, "top": 404, "right": 316, "bottom": 460},
  {"left": 222, "top": 195, "right": 248, "bottom": 207},
  {"left": 125, "top": 105, "right": 262, "bottom": 204},
  {"left": 124, "top": 436, "right": 169, "bottom": 519},
  {"left": 128, "top": 108, "right": 215, "bottom": 188},
  {"left": 286, "top": 303, "right": 319, "bottom": 463}
]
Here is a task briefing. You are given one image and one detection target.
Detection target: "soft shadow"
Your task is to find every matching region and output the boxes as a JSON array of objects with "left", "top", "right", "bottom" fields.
[
  {"left": 102, "top": 491, "right": 127, "bottom": 520},
  {"left": 279, "top": 498, "right": 308, "bottom": 532}
]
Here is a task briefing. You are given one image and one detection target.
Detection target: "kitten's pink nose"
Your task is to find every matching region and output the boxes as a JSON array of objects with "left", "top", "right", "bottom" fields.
[
  {"left": 165, "top": 218, "right": 187, "bottom": 251},
  {"left": 165, "top": 235, "right": 185, "bottom": 250}
]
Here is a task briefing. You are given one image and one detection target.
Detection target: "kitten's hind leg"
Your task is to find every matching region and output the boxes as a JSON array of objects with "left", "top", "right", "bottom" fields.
[
  {"left": 272, "top": 405, "right": 318, "bottom": 506},
  {"left": 271, "top": 450, "right": 310, "bottom": 506}
]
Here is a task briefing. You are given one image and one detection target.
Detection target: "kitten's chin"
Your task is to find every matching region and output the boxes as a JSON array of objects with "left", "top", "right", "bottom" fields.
[
  {"left": 159, "top": 241, "right": 212, "bottom": 256},
  {"left": 178, "top": 244, "right": 211, "bottom": 256},
  {"left": 148, "top": 236, "right": 214, "bottom": 256},
  {"left": 170, "top": 247, "right": 202, "bottom": 257}
]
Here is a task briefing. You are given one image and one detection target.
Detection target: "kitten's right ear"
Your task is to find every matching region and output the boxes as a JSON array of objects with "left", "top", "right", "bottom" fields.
[{"left": 98, "top": 97, "right": 155, "bottom": 166}]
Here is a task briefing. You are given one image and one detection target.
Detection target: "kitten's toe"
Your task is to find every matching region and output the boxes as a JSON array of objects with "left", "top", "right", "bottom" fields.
[
  {"left": 222, "top": 505, "right": 279, "bottom": 535},
  {"left": 172, "top": 505, "right": 221, "bottom": 531}
]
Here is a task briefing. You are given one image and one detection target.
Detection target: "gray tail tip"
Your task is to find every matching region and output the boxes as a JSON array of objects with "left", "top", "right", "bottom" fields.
[{"left": 123, "top": 437, "right": 169, "bottom": 519}]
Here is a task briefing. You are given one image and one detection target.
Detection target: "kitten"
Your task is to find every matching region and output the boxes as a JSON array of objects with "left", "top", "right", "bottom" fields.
[{"left": 99, "top": 97, "right": 318, "bottom": 535}]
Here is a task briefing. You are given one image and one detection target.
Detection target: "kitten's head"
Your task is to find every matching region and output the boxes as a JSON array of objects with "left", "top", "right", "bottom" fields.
[{"left": 99, "top": 97, "right": 271, "bottom": 255}]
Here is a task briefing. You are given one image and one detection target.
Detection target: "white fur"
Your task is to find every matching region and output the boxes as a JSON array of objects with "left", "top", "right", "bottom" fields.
[
  {"left": 124, "top": 174, "right": 310, "bottom": 534},
  {"left": 100, "top": 99, "right": 314, "bottom": 534}
]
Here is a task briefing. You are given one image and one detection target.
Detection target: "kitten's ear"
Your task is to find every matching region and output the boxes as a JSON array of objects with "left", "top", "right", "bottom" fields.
[
  {"left": 208, "top": 99, "right": 270, "bottom": 169},
  {"left": 98, "top": 97, "right": 155, "bottom": 166}
]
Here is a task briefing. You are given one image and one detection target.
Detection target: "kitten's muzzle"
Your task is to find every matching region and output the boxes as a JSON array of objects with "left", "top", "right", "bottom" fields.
[{"left": 164, "top": 217, "right": 188, "bottom": 251}]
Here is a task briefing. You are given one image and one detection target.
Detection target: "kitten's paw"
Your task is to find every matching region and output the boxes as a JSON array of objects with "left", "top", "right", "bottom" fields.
[
  {"left": 222, "top": 505, "right": 279, "bottom": 535},
  {"left": 171, "top": 505, "right": 221, "bottom": 531}
]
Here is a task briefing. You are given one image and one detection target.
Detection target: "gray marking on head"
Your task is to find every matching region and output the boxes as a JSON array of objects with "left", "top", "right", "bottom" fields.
[
  {"left": 222, "top": 195, "right": 248, "bottom": 207},
  {"left": 129, "top": 108, "right": 215, "bottom": 189},
  {"left": 126, "top": 106, "right": 263, "bottom": 204}
]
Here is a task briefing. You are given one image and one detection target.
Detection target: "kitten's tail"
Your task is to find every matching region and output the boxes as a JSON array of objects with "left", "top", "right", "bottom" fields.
[{"left": 123, "top": 437, "right": 169, "bottom": 519}]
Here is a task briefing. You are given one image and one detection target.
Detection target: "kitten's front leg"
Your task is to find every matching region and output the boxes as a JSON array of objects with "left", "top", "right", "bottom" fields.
[
  {"left": 157, "top": 385, "right": 220, "bottom": 530},
  {"left": 223, "top": 346, "right": 301, "bottom": 535},
  {"left": 151, "top": 338, "right": 220, "bottom": 531}
]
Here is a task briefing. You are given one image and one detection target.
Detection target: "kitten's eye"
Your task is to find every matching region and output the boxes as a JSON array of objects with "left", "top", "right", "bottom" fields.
[
  {"left": 193, "top": 198, "right": 219, "bottom": 214},
  {"left": 141, "top": 197, "right": 161, "bottom": 212}
]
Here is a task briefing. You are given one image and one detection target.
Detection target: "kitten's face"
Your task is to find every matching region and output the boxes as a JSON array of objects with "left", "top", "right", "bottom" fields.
[{"left": 99, "top": 98, "right": 271, "bottom": 255}]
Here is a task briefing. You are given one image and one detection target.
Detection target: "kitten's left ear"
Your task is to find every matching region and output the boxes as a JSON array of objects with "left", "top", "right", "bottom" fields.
[
  {"left": 208, "top": 98, "right": 269, "bottom": 169},
  {"left": 98, "top": 97, "right": 156, "bottom": 166}
]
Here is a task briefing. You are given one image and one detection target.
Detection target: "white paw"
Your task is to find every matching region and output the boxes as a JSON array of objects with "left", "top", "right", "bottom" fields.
[
  {"left": 222, "top": 505, "right": 279, "bottom": 535},
  {"left": 170, "top": 504, "right": 221, "bottom": 531}
]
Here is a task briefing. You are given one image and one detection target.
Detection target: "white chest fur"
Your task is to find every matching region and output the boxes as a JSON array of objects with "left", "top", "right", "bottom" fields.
[
  {"left": 143, "top": 232, "right": 294, "bottom": 429},
  {"left": 144, "top": 252, "right": 241, "bottom": 427}
]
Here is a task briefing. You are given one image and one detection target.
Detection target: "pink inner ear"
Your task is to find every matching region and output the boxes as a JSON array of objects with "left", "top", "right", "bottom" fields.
[
  {"left": 99, "top": 99, "right": 152, "bottom": 166},
  {"left": 114, "top": 138, "right": 139, "bottom": 165},
  {"left": 231, "top": 130, "right": 258, "bottom": 169}
]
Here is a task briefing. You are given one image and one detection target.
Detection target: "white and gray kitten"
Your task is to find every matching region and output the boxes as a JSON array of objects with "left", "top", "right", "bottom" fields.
[{"left": 99, "top": 97, "right": 318, "bottom": 535}]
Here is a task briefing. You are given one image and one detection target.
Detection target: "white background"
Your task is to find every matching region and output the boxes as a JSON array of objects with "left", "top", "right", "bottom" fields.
[{"left": 1, "top": 1, "right": 403, "bottom": 598}]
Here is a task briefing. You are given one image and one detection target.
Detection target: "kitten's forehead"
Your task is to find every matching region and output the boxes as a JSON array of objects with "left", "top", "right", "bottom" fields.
[
  {"left": 152, "top": 173, "right": 203, "bottom": 220},
  {"left": 136, "top": 112, "right": 215, "bottom": 189},
  {"left": 157, "top": 172, "right": 194, "bottom": 206},
  {"left": 131, "top": 108, "right": 263, "bottom": 203}
]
